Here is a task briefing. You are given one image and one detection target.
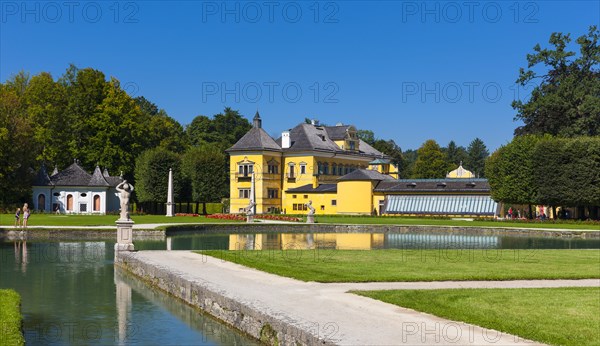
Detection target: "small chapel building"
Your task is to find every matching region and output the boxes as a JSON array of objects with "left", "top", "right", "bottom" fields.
[{"left": 32, "top": 161, "right": 123, "bottom": 214}]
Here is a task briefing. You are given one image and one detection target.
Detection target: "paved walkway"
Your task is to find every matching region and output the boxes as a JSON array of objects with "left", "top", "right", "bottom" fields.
[{"left": 120, "top": 251, "right": 600, "bottom": 345}]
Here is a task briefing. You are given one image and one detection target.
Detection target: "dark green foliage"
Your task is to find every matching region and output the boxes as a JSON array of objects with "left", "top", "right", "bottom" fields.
[
  {"left": 465, "top": 138, "right": 489, "bottom": 177},
  {"left": 485, "top": 135, "right": 546, "bottom": 206},
  {"left": 186, "top": 107, "right": 251, "bottom": 149},
  {"left": 134, "top": 148, "right": 184, "bottom": 203},
  {"left": 182, "top": 144, "right": 228, "bottom": 214},
  {"left": 411, "top": 140, "right": 452, "bottom": 178},
  {"left": 533, "top": 137, "right": 600, "bottom": 207},
  {"left": 513, "top": 26, "right": 600, "bottom": 137},
  {"left": 371, "top": 139, "right": 404, "bottom": 174},
  {"left": 444, "top": 140, "right": 468, "bottom": 167}
]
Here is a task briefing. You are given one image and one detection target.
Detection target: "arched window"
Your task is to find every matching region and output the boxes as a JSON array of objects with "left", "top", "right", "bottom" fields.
[
  {"left": 66, "top": 194, "right": 73, "bottom": 211},
  {"left": 93, "top": 195, "right": 101, "bottom": 211},
  {"left": 38, "top": 194, "right": 46, "bottom": 211}
]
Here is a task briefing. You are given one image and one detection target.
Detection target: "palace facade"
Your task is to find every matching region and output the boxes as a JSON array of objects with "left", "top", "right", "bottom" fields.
[{"left": 227, "top": 113, "right": 499, "bottom": 217}]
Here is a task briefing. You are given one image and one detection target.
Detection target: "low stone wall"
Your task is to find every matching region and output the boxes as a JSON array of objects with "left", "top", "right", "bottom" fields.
[
  {"left": 0, "top": 229, "right": 165, "bottom": 241},
  {"left": 166, "top": 223, "right": 600, "bottom": 239},
  {"left": 115, "top": 252, "right": 332, "bottom": 346}
]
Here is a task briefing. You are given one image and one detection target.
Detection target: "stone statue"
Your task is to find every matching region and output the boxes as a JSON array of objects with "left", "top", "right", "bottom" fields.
[
  {"left": 244, "top": 200, "right": 256, "bottom": 223},
  {"left": 305, "top": 200, "right": 315, "bottom": 215},
  {"left": 116, "top": 180, "right": 134, "bottom": 221}
]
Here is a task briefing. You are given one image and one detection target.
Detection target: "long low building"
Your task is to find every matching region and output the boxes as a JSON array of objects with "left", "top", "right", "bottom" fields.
[{"left": 227, "top": 114, "right": 499, "bottom": 217}]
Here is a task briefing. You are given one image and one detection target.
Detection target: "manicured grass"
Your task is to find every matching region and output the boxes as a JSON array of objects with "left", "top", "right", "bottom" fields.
[
  {"left": 354, "top": 287, "right": 600, "bottom": 346},
  {"left": 0, "top": 289, "right": 24, "bottom": 346},
  {"left": 0, "top": 214, "right": 239, "bottom": 227},
  {"left": 199, "top": 249, "right": 600, "bottom": 282},
  {"left": 312, "top": 215, "right": 600, "bottom": 230}
]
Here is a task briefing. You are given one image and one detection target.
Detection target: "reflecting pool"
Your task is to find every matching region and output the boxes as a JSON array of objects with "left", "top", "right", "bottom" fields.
[
  {"left": 156, "top": 232, "right": 600, "bottom": 251},
  {"left": 0, "top": 241, "right": 258, "bottom": 345}
]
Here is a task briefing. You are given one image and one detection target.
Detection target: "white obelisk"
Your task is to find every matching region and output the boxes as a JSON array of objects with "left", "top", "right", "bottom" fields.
[{"left": 166, "top": 168, "right": 174, "bottom": 217}]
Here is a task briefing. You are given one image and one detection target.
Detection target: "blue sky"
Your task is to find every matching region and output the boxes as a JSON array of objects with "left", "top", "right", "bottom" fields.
[{"left": 1, "top": 1, "right": 598, "bottom": 151}]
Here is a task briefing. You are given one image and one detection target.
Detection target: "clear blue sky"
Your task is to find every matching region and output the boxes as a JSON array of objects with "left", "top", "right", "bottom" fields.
[{"left": 1, "top": 1, "right": 598, "bottom": 151}]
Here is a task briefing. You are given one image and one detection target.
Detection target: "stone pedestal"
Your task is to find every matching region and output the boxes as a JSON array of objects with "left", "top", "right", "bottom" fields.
[
  {"left": 166, "top": 202, "right": 174, "bottom": 217},
  {"left": 246, "top": 215, "right": 254, "bottom": 223},
  {"left": 306, "top": 215, "right": 315, "bottom": 224},
  {"left": 115, "top": 220, "right": 135, "bottom": 251}
]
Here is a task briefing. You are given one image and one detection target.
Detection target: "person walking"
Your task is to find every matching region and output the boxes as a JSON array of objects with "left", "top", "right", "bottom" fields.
[
  {"left": 14, "top": 208, "right": 21, "bottom": 228},
  {"left": 22, "top": 203, "right": 30, "bottom": 229}
]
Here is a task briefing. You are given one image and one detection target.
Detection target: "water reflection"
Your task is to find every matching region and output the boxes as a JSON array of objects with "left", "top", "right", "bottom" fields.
[
  {"left": 154, "top": 232, "right": 600, "bottom": 251},
  {"left": 0, "top": 241, "right": 259, "bottom": 345}
]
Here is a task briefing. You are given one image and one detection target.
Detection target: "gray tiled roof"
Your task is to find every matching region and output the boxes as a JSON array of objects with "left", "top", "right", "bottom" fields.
[
  {"left": 274, "top": 123, "right": 387, "bottom": 158},
  {"left": 33, "top": 163, "right": 53, "bottom": 186},
  {"left": 89, "top": 166, "right": 110, "bottom": 186},
  {"left": 375, "top": 178, "right": 491, "bottom": 193},
  {"left": 34, "top": 162, "right": 123, "bottom": 187},
  {"left": 286, "top": 183, "right": 337, "bottom": 193},
  {"left": 227, "top": 127, "right": 281, "bottom": 152},
  {"left": 49, "top": 163, "right": 93, "bottom": 186},
  {"left": 324, "top": 125, "right": 351, "bottom": 140},
  {"left": 338, "top": 169, "right": 395, "bottom": 181}
]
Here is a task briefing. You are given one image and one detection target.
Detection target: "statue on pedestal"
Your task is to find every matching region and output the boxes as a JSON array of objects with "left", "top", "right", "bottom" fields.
[
  {"left": 116, "top": 180, "right": 134, "bottom": 221},
  {"left": 305, "top": 200, "right": 315, "bottom": 224}
]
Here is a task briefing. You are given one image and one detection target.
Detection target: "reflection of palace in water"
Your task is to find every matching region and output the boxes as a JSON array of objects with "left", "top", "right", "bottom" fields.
[{"left": 228, "top": 233, "right": 500, "bottom": 250}]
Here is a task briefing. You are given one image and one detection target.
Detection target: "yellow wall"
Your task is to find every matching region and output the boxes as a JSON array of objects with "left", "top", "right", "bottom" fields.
[
  {"left": 337, "top": 180, "right": 375, "bottom": 214},
  {"left": 229, "top": 153, "right": 283, "bottom": 214},
  {"left": 282, "top": 191, "right": 337, "bottom": 215}
]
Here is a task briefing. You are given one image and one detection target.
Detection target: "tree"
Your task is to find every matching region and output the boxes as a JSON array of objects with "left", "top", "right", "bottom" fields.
[
  {"left": 533, "top": 137, "right": 600, "bottom": 219},
  {"left": 371, "top": 139, "right": 404, "bottom": 175},
  {"left": 0, "top": 77, "right": 36, "bottom": 205},
  {"left": 134, "top": 148, "right": 184, "bottom": 212},
  {"left": 357, "top": 129, "right": 375, "bottom": 145},
  {"left": 411, "top": 140, "right": 451, "bottom": 179},
  {"left": 182, "top": 144, "right": 228, "bottom": 214},
  {"left": 485, "top": 135, "right": 548, "bottom": 217},
  {"left": 135, "top": 97, "right": 189, "bottom": 152},
  {"left": 465, "top": 138, "right": 489, "bottom": 177},
  {"left": 513, "top": 26, "right": 600, "bottom": 137},
  {"left": 444, "top": 140, "right": 468, "bottom": 168},
  {"left": 187, "top": 107, "right": 252, "bottom": 149}
]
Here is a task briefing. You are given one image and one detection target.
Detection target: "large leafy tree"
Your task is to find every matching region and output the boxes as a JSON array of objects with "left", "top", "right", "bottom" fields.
[
  {"left": 135, "top": 97, "right": 189, "bottom": 153},
  {"left": 533, "top": 137, "right": 600, "bottom": 219},
  {"left": 134, "top": 148, "right": 184, "bottom": 206},
  {"left": 187, "top": 107, "right": 251, "bottom": 149},
  {"left": 0, "top": 73, "right": 37, "bottom": 205},
  {"left": 411, "top": 140, "right": 451, "bottom": 179},
  {"left": 513, "top": 26, "right": 600, "bottom": 137},
  {"left": 371, "top": 139, "right": 404, "bottom": 175},
  {"left": 465, "top": 138, "right": 489, "bottom": 178},
  {"left": 182, "top": 144, "right": 228, "bottom": 214},
  {"left": 485, "top": 135, "right": 549, "bottom": 217}
]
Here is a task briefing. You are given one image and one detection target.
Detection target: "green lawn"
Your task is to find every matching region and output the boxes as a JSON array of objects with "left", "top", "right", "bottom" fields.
[
  {"left": 354, "top": 287, "right": 600, "bottom": 346},
  {"left": 312, "top": 215, "right": 600, "bottom": 230},
  {"left": 0, "top": 214, "right": 239, "bottom": 227},
  {"left": 198, "top": 249, "right": 600, "bottom": 282},
  {"left": 0, "top": 289, "right": 24, "bottom": 346}
]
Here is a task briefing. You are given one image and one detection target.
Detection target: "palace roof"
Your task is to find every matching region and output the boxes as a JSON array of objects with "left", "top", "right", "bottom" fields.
[
  {"left": 374, "top": 178, "right": 491, "bottom": 193},
  {"left": 33, "top": 161, "right": 123, "bottom": 187}
]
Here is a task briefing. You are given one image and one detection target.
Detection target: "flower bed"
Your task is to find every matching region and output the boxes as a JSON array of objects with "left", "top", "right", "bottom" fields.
[
  {"left": 175, "top": 213, "right": 200, "bottom": 217},
  {"left": 206, "top": 214, "right": 301, "bottom": 222}
]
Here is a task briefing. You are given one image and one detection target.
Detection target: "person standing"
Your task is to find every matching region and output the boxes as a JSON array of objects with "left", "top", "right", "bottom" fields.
[
  {"left": 22, "top": 203, "right": 30, "bottom": 229},
  {"left": 14, "top": 208, "right": 21, "bottom": 228}
]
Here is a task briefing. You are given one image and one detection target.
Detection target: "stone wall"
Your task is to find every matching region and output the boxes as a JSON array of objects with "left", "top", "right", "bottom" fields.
[{"left": 115, "top": 252, "right": 334, "bottom": 346}]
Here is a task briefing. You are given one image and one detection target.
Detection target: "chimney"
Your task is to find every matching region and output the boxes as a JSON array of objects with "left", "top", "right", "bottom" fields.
[{"left": 281, "top": 131, "right": 290, "bottom": 149}]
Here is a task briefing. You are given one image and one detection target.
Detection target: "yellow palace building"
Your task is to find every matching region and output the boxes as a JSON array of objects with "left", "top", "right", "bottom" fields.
[{"left": 227, "top": 113, "right": 499, "bottom": 217}]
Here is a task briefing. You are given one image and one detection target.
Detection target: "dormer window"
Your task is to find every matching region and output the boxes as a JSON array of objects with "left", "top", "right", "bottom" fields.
[
  {"left": 407, "top": 182, "right": 417, "bottom": 188},
  {"left": 466, "top": 182, "right": 477, "bottom": 188},
  {"left": 436, "top": 182, "right": 447, "bottom": 188}
]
